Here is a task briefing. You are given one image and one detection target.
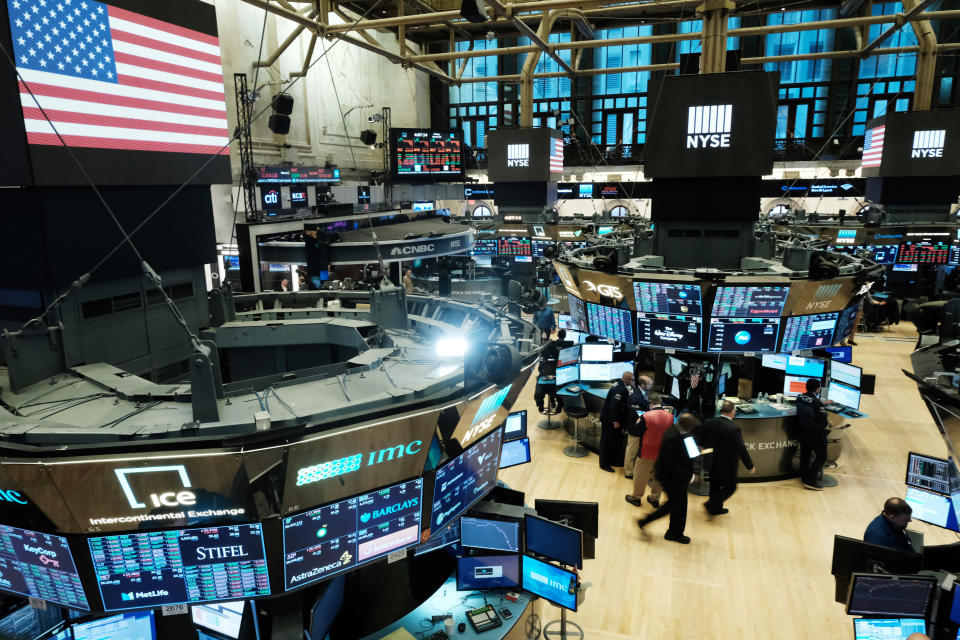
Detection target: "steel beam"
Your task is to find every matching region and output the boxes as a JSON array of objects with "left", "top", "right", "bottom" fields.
[{"left": 861, "top": 0, "right": 938, "bottom": 57}]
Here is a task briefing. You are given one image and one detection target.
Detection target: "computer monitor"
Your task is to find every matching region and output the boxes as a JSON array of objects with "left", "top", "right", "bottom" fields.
[
  {"left": 431, "top": 428, "right": 503, "bottom": 534},
  {"left": 191, "top": 602, "right": 244, "bottom": 639},
  {"left": 717, "top": 373, "right": 728, "bottom": 397},
  {"left": 785, "top": 356, "right": 825, "bottom": 378},
  {"left": 827, "top": 381, "right": 861, "bottom": 410},
  {"left": 825, "top": 346, "right": 853, "bottom": 363},
  {"left": 905, "top": 452, "right": 952, "bottom": 495},
  {"left": 579, "top": 363, "right": 610, "bottom": 382},
  {"left": 460, "top": 517, "right": 521, "bottom": 553},
  {"left": 581, "top": 343, "right": 613, "bottom": 362},
  {"left": 905, "top": 486, "right": 960, "bottom": 532},
  {"left": 558, "top": 345, "right": 580, "bottom": 367},
  {"left": 609, "top": 362, "right": 634, "bottom": 380},
  {"left": 556, "top": 365, "right": 579, "bottom": 387},
  {"left": 783, "top": 375, "right": 809, "bottom": 397},
  {"left": 524, "top": 514, "right": 583, "bottom": 568},
  {"left": 853, "top": 618, "right": 927, "bottom": 640},
  {"left": 532, "top": 500, "right": 599, "bottom": 540},
  {"left": 830, "top": 361, "right": 862, "bottom": 388},
  {"left": 893, "top": 263, "right": 919, "bottom": 272},
  {"left": 499, "top": 437, "right": 531, "bottom": 470},
  {"left": 830, "top": 535, "right": 922, "bottom": 604},
  {"left": 514, "top": 255, "right": 533, "bottom": 263},
  {"left": 558, "top": 314, "right": 576, "bottom": 330},
  {"left": 413, "top": 520, "right": 460, "bottom": 556},
  {"left": 457, "top": 554, "right": 520, "bottom": 591},
  {"left": 761, "top": 353, "right": 787, "bottom": 371},
  {"left": 520, "top": 554, "right": 578, "bottom": 611},
  {"left": 846, "top": 573, "right": 936, "bottom": 617},
  {"left": 780, "top": 313, "right": 839, "bottom": 352},
  {"left": 503, "top": 410, "right": 527, "bottom": 441},
  {"left": 474, "top": 255, "right": 493, "bottom": 267},
  {"left": 72, "top": 612, "right": 156, "bottom": 640}
]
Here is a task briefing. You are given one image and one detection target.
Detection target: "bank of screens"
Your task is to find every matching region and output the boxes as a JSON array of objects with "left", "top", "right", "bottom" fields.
[
  {"left": 498, "top": 236, "right": 532, "bottom": 257},
  {"left": 897, "top": 241, "right": 952, "bottom": 265},
  {"left": 0, "top": 525, "right": 88, "bottom": 610},
  {"left": 781, "top": 313, "right": 839, "bottom": 352},
  {"left": 834, "top": 303, "right": 861, "bottom": 343},
  {"left": 581, "top": 343, "right": 613, "bottom": 362},
  {"left": 830, "top": 361, "right": 862, "bottom": 388},
  {"left": 707, "top": 318, "right": 779, "bottom": 353},
  {"left": 636, "top": 313, "right": 703, "bottom": 351},
  {"left": 585, "top": 303, "right": 634, "bottom": 343},
  {"left": 783, "top": 375, "right": 808, "bottom": 397},
  {"left": 827, "top": 381, "right": 861, "bottom": 410},
  {"left": 500, "top": 437, "right": 532, "bottom": 470},
  {"left": 558, "top": 346, "right": 580, "bottom": 367},
  {"left": 524, "top": 514, "right": 582, "bottom": 568},
  {"left": 846, "top": 573, "right": 936, "bottom": 617},
  {"left": 431, "top": 428, "right": 503, "bottom": 534},
  {"left": 579, "top": 363, "right": 611, "bottom": 382},
  {"left": 870, "top": 245, "right": 901, "bottom": 265},
  {"left": 711, "top": 285, "right": 790, "bottom": 318},
  {"left": 905, "top": 452, "right": 952, "bottom": 495},
  {"left": 853, "top": 618, "right": 926, "bottom": 640},
  {"left": 72, "top": 611, "right": 156, "bottom": 640},
  {"left": 633, "top": 281, "right": 702, "bottom": 315},
  {"left": 191, "top": 602, "right": 244, "bottom": 639},
  {"left": 282, "top": 478, "right": 423, "bottom": 590},
  {"left": 785, "top": 356, "right": 825, "bottom": 378},
  {"left": 762, "top": 353, "right": 787, "bottom": 370},
  {"left": 471, "top": 238, "right": 498, "bottom": 256},
  {"left": 556, "top": 365, "right": 579, "bottom": 387},
  {"left": 392, "top": 129, "right": 463, "bottom": 180},
  {"left": 521, "top": 555, "right": 577, "bottom": 611},
  {"left": 458, "top": 555, "right": 520, "bottom": 591},
  {"left": 905, "top": 487, "right": 960, "bottom": 532},
  {"left": 460, "top": 517, "right": 520, "bottom": 553}
]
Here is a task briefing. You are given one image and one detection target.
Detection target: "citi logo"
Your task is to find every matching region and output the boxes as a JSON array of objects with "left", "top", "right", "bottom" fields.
[
  {"left": 506, "top": 144, "right": 529, "bottom": 167},
  {"left": 263, "top": 190, "right": 279, "bottom": 204},
  {"left": 583, "top": 281, "right": 623, "bottom": 300},
  {"left": 115, "top": 465, "right": 196, "bottom": 510},
  {"left": 911, "top": 130, "right": 945, "bottom": 158},
  {"left": 390, "top": 243, "right": 435, "bottom": 256},
  {"left": 686, "top": 105, "right": 732, "bottom": 149}
]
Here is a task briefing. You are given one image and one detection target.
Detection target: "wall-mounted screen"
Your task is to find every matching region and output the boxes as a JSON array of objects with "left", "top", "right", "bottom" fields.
[
  {"left": 521, "top": 554, "right": 578, "bottom": 611},
  {"left": 707, "top": 318, "right": 779, "bottom": 353},
  {"left": 471, "top": 238, "right": 499, "bottom": 256},
  {"left": 711, "top": 286, "right": 790, "bottom": 318},
  {"left": 585, "top": 303, "right": 634, "bottom": 343},
  {"left": 457, "top": 554, "right": 520, "bottom": 591},
  {"left": 633, "top": 282, "right": 702, "bottom": 315},
  {"left": 431, "top": 428, "right": 503, "bottom": 534},
  {"left": 780, "top": 313, "right": 839, "bottom": 352},
  {"left": 498, "top": 236, "right": 532, "bottom": 257},
  {"left": 636, "top": 313, "right": 702, "bottom": 352},
  {"left": 391, "top": 129, "right": 463, "bottom": 182},
  {"left": 0, "top": 525, "right": 89, "bottom": 610}
]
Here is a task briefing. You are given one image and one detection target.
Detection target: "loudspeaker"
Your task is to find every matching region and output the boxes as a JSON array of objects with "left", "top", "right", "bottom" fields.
[
  {"left": 592, "top": 247, "right": 619, "bottom": 273},
  {"left": 359, "top": 129, "right": 377, "bottom": 146},
  {"left": 860, "top": 373, "right": 876, "bottom": 395},
  {"left": 809, "top": 251, "right": 843, "bottom": 279},
  {"left": 272, "top": 93, "right": 294, "bottom": 115},
  {"left": 460, "top": 0, "right": 489, "bottom": 23},
  {"left": 268, "top": 114, "right": 290, "bottom": 135}
]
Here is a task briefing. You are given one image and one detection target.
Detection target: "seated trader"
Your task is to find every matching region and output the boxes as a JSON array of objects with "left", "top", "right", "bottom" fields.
[
  {"left": 625, "top": 391, "right": 672, "bottom": 507},
  {"left": 863, "top": 498, "right": 915, "bottom": 552}
]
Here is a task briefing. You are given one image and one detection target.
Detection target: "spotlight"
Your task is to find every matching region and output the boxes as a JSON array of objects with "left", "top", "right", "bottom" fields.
[{"left": 436, "top": 336, "right": 469, "bottom": 360}]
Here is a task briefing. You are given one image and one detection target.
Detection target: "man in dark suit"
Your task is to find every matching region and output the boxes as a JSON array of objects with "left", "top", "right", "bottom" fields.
[
  {"left": 599, "top": 371, "right": 634, "bottom": 472},
  {"left": 796, "top": 378, "right": 829, "bottom": 490},
  {"left": 637, "top": 413, "right": 702, "bottom": 543},
  {"left": 702, "top": 401, "right": 756, "bottom": 515}
]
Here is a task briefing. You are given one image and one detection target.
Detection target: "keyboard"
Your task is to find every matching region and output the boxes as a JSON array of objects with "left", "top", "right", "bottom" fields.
[
  {"left": 566, "top": 385, "right": 583, "bottom": 394},
  {"left": 466, "top": 605, "right": 502, "bottom": 633},
  {"left": 825, "top": 402, "right": 845, "bottom": 413},
  {"left": 736, "top": 404, "right": 757, "bottom": 414}
]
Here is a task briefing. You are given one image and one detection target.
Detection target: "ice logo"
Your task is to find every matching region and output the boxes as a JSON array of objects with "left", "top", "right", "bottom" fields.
[
  {"left": 360, "top": 512, "right": 371, "bottom": 524},
  {"left": 734, "top": 331, "right": 751, "bottom": 345}
]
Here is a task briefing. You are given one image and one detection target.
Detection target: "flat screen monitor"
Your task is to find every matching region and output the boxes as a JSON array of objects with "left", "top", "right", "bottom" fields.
[
  {"left": 609, "top": 362, "right": 635, "bottom": 380},
  {"left": 557, "top": 314, "right": 576, "bottom": 330},
  {"left": 893, "top": 263, "right": 919, "bottom": 272},
  {"left": 474, "top": 255, "right": 493, "bottom": 267},
  {"left": 665, "top": 355, "right": 685, "bottom": 377},
  {"left": 897, "top": 241, "right": 952, "bottom": 265},
  {"left": 281, "top": 478, "right": 423, "bottom": 590},
  {"left": 785, "top": 356, "right": 826, "bottom": 378},
  {"left": 636, "top": 313, "right": 703, "bottom": 352},
  {"left": 825, "top": 346, "right": 853, "bottom": 363},
  {"left": 585, "top": 303, "right": 634, "bottom": 343},
  {"left": 520, "top": 554, "right": 578, "bottom": 611},
  {"left": 0, "top": 525, "right": 89, "bottom": 610},
  {"left": 711, "top": 285, "right": 790, "bottom": 318},
  {"left": 532, "top": 500, "right": 599, "bottom": 539},
  {"left": 831, "top": 535, "right": 923, "bottom": 603},
  {"left": 524, "top": 514, "right": 583, "bottom": 569},
  {"left": 558, "top": 345, "right": 580, "bottom": 367},
  {"left": 783, "top": 375, "right": 809, "bottom": 397},
  {"left": 846, "top": 573, "right": 936, "bottom": 617},
  {"left": 579, "top": 363, "right": 610, "bottom": 382},
  {"left": 391, "top": 128, "right": 463, "bottom": 182},
  {"left": 514, "top": 256, "right": 533, "bottom": 263},
  {"left": 581, "top": 343, "right": 613, "bottom": 362},
  {"left": 633, "top": 281, "right": 702, "bottom": 315},
  {"left": 905, "top": 486, "right": 960, "bottom": 532},
  {"left": 471, "top": 238, "right": 498, "bottom": 256},
  {"left": 707, "top": 318, "right": 780, "bottom": 353},
  {"left": 72, "top": 611, "right": 156, "bottom": 640},
  {"left": 780, "top": 313, "right": 839, "bottom": 352},
  {"left": 827, "top": 381, "right": 861, "bottom": 410},
  {"left": 457, "top": 554, "right": 520, "bottom": 591},
  {"left": 431, "top": 428, "right": 503, "bottom": 534},
  {"left": 905, "top": 452, "right": 952, "bottom": 495},
  {"left": 460, "top": 517, "right": 521, "bottom": 553},
  {"left": 556, "top": 365, "right": 579, "bottom": 387},
  {"left": 503, "top": 410, "right": 527, "bottom": 441},
  {"left": 830, "top": 361, "right": 862, "bottom": 388},
  {"left": 0, "top": 604, "right": 64, "bottom": 640},
  {"left": 762, "top": 353, "right": 788, "bottom": 370},
  {"left": 191, "top": 602, "right": 244, "bottom": 639},
  {"left": 853, "top": 618, "right": 927, "bottom": 640},
  {"left": 833, "top": 302, "right": 861, "bottom": 343},
  {"left": 497, "top": 236, "right": 532, "bottom": 257},
  {"left": 413, "top": 520, "right": 460, "bottom": 557},
  {"left": 499, "top": 437, "right": 532, "bottom": 470},
  {"left": 717, "top": 373, "right": 728, "bottom": 397},
  {"left": 568, "top": 296, "right": 588, "bottom": 334}
]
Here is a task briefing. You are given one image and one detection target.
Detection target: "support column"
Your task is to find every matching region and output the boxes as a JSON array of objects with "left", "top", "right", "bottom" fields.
[
  {"left": 696, "top": 0, "right": 734, "bottom": 74},
  {"left": 903, "top": 0, "right": 937, "bottom": 110}
]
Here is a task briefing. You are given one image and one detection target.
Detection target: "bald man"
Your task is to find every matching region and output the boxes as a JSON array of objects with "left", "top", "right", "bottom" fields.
[{"left": 623, "top": 375, "right": 652, "bottom": 477}]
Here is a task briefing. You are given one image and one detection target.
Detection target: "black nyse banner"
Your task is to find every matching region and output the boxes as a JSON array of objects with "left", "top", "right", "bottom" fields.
[
  {"left": 486, "top": 128, "right": 563, "bottom": 182},
  {"left": 861, "top": 110, "right": 960, "bottom": 178}
]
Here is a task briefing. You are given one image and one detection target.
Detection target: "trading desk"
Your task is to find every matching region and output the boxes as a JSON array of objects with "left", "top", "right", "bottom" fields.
[{"left": 412, "top": 276, "right": 502, "bottom": 298}]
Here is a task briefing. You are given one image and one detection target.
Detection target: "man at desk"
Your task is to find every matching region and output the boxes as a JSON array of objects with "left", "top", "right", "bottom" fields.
[
  {"left": 863, "top": 498, "right": 915, "bottom": 551},
  {"left": 599, "top": 371, "right": 634, "bottom": 472}
]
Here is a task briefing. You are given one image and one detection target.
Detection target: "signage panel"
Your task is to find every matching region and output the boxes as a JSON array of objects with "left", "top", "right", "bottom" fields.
[
  {"left": 448, "top": 367, "right": 533, "bottom": 451},
  {"left": 780, "top": 278, "right": 858, "bottom": 316},
  {"left": 0, "top": 525, "right": 89, "bottom": 610},
  {"left": 861, "top": 110, "right": 960, "bottom": 177},
  {"left": 486, "top": 128, "right": 563, "bottom": 182}
]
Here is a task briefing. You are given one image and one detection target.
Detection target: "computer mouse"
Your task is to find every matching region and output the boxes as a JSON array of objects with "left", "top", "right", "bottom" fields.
[{"left": 458, "top": 622, "right": 466, "bottom": 633}]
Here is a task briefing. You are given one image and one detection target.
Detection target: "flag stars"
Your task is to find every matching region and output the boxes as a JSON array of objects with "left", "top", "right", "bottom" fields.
[
  {"left": 57, "top": 62, "right": 64, "bottom": 70},
  {"left": 12, "top": 0, "right": 20, "bottom": 8},
  {"left": 39, "top": 0, "right": 47, "bottom": 6},
  {"left": 25, "top": 29, "right": 33, "bottom": 38},
  {"left": 97, "top": 61, "right": 103, "bottom": 68},
  {"left": 90, "top": 68, "right": 97, "bottom": 75},
  {"left": 106, "top": 71, "right": 113, "bottom": 78},
  {"left": 17, "top": 37, "right": 25, "bottom": 45},
  {"left": 39, "top": 59, "right": 46, "bottom": 67},
  {"left": 97, "top": 5, "right": 103, "bottom": 12},
  {"left": 74, "top": 65, "right": 80, "bottom": 72},
  {"left": 66, "top": 13, "right": 72, "bottom": 21},
  {"left": 54, "top": 45, "right": 61, "bottom": 52},
  {"left": 27, "top": 47, "right": 35, "bottom": 56},
  {"left": 14, "top": 19, "right": 22, "bottom": 27},
  {"left": 20, "top": 55, "right": 27, "bottom": 63},
  {"left": 95, "top": 45, "right": 101, "bottom": 53}
]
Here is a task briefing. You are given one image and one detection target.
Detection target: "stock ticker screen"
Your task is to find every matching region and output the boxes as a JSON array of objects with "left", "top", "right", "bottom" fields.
[
  {"left": 282, "top": 478, "right": 423, "bottom": 590},
  {"left": 780, "top": 312, "right": 839, "bottom": 352},
  {"left": 896, "top": 241, "right": 954, "bottom": 265},
  {"left": 906, "top": 453, "right": 952, "bottom": 495},
  {"left": 633, "top": 282, "right": 702, "bottom": 315},
  {"left": 431, "top": 428, "right": 503, "bottom": 535},
  {"left": 711, "top": 286, "right": 790, "bottom": 318},
  {"left": 497, "top": 236, "right": 532, "bottom": 257},
  {"left": 392, "top": 129, "right": 463, "bottom": 180},
  {"left": 0, "top": 525, "right": 89, "bottom": 610},
  {"left": 636, "top": 313, "right": 703, "bottom": 352},
  {"left": 585, "top": 303, "right": 634, "bottom": 343},
  {"left": 88, "top": 525, "right": 270, "bottom": 611}
]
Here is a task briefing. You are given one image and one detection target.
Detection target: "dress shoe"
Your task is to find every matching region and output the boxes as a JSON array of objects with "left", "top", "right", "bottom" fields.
[
  {"left": 625, "top": 495, "right": 643, "bottom": 507},
  {"left": 707, "top": 507, "right": 729, "bottom": 515},
  {"left": 664, "top": 532, "right": 691, "bottom": 544},
  {"left": 802, "top": 481, "right": 824, "bottom": 491},
  {"left": 847, "top": 339, "right": 857, "bottom": 346},
  {"left": 600, "top": 466, "right": 614, "bottom": 473},
  {"left": 646, "top": 496, "right": 659, "bottom": 508},
  {"left": 624, "top": 474, "right": 634, "bottom": 479}
]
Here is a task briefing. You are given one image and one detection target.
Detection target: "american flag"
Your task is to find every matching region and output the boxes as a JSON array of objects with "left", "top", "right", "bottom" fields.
[
  {"left": 861, "top": 125, "right": 885, "bottom": 168},
  {"left": 8, "top": 0, "right": 229, "bottom": 155},
  {"left": 549, "top": 137, "right": 563, "bottom": 173}
]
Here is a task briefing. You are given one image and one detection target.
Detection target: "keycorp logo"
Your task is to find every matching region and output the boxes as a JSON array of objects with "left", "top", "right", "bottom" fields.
[
  {"left": 582, "top": 281, "right": 623, "bottom": 300},
  {"left": 115, "top": 465, "right": 196, "bottom": 510},
  {"left": 506, "top": 144, "right": 530, "bottom": 167},
  {"left": 686, "top": 105, "right": 732, "bottom": 149},
  {"left": 911, "top": 130, "right": 945, "bottom": 158}
]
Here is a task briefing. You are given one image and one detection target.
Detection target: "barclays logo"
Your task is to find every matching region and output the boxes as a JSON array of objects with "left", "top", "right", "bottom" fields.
[{"left": 361, "top": 498, "right": 419, "bottom": 525}]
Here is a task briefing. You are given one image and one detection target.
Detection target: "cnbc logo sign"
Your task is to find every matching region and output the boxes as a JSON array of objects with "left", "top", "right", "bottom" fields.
[
  {"left": 296, "top": 440, "right": 424, "bottom": 487},
  {"left": 687, "top": 104, "right": 732, "bottom": 149}
]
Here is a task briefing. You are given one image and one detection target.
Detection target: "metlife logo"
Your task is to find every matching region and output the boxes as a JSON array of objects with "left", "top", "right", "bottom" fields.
[
  {"left": 911, "top": 130, "right": 946, "bottom": 158},
  {"left": 687, "top": 104, "right": 733, "bottom": 149},
  {"left": 506, "top": 143, "right": 529, "bottom": 167}
]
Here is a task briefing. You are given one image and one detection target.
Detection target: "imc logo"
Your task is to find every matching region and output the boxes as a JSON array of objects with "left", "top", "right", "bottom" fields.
[
  {"left": 114, "top": 465, "right": 196, "bottom": 509},
  {"left": 911, "top": 130, "right": 945, "bottom": 158},
  {"left": 296, "top": 441, "right": 423, "bottom": 487},
  {"left": 263, "top": 190, "right": 279, "bottom": 205},
  {"left": 0, "top": 489, "right": 27, "bottom": 505},
  {"left": 506, "top": 144, "right": 529, "bottom": 167},
  {"left": 686, "top": 105, "right": 732, "bottom": 149}
]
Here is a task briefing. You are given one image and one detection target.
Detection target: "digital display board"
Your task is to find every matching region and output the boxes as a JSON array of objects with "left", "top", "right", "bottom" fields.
[
  {"left": 636, "top": 313, "right": 702, "bottom": 352},
  {"left": 861, "top": 110, "right": 960, "bottom": 178},
  {"left": 532, "top": 240, "right": 555, "bottom": 257},
  {"left": 88, "top": 524, "right": 270, "bottom": 611},
  {"left": 780, "top": 313, "right": 839, "bottom": 352},
  {"left": 896, "top": 241, "right": 953, "bottom": 265},
  {"left": 585, "top": 303, "right": 634, "bottom": 343},
  {"left": 633, "top": 281, "right": 702, "bottom": 315},
  {"left": 391, "top": 129, "right": 463, "bottom": 181},
  {"left": 707, "top": 318, "right": 779, "bottom": 353},
  {"left": 486, "top": 128, "right": 563, "bottom": 182},
  {"left": 471, "top": 238, "right": 498, "bottom": 256},
  {"left": 460, "top": 517, "right": 520, "bottom": 553},
  {"left": 431, "top": 428, "right": 503, "bottom": 534},
  {"left": 0, "top": 525, "right": 88, "bottom": 610},
  {"left": 289, "top": 188, "right": 309, "bottom": 207},
  {"left": 711, "top": 285, "right": 790, "bottom": 318},
  {"left": 257, "top": 166, "right": 340, "bottom": 184},
  {"left": 870, "top": 245, "right": 901, "bottom": 265},
  {"left": 498, "top": 236, "right": 532, "bottom": 257},
  {"left": 282, "top": 478, "right": 422, "bottom": 590},
  {"left": 567, "top": 296, "right": 589, "bottom": 333},
  {"left": 520, "top": 554, "right": 577, "bottom": 611},
  {"left": 260, "top": 188, "right": 282, "bottom": 211}
]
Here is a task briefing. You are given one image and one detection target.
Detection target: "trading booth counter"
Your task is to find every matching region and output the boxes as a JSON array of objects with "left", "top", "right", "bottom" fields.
[
  {"left": 359, "top": 576, "right": 539, "bottom": 640},
  {"left": 412, "top": 276, "right": 502, "bottom": 297}
]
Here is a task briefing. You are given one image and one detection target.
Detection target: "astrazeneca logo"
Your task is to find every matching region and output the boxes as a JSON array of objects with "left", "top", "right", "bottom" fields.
[
  {"left": 686, "top": 105, "right": 732, "bottom": 149},
  {"left": 911, "top": 130, "right": 945, "bottom": 158},
  {"left": 506, "top": 143, "right": 530, "bottom": 167},
  {"left": 582, "top": 280, "right": 623, "bottom": 300},
  {"left": 114, "top": 465, "right": 196, "bottom": 509}
]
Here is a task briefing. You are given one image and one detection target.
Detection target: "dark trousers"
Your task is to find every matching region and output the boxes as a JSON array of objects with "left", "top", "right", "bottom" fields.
[
  {"left": 706, "top": 472, "right": 737, "bottom": 513},
  {"left": 639, "top": 478, "right": 689, "bottom": 536},
  {"left": 534, "top": 383, "right": 559, "bottom": 412},
  {"left": 599, "top": 421, "right": 624, "bottom": 468},
  {"left": 798, "top": 429, "right": 828, "bottom": 484}
]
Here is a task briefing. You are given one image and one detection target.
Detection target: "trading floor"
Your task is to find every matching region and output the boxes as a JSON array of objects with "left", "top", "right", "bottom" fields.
[{"left": 500, "top": 323, "right": 957, "bottom": 640}]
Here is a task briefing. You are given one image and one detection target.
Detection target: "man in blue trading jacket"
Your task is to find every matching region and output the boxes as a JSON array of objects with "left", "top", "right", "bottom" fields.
[
  {"left": 599, "top": 371, "right": 634, "bottom": 472},
  {"left": 796, "top": 378, "right": 829, "bottom": 491},
  {"left": 864, "top": 498, "right": 915, "bottom": 552}
]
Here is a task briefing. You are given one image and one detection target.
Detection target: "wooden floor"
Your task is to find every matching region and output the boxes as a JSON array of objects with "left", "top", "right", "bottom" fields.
[{"left": 499, "top": 324, "right": 957, "bottom": 640}]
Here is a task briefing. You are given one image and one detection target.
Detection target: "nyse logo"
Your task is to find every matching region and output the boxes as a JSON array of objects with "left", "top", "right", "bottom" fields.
[
  {"left": 804, "top": 283, "right": 842, "bottom": 311},
  {"left": 463, "top": 415, "right": 497, "bottom": 445},
  {"left": 686, "top": 105, "right": 732, "bottom": 149},
  {"left": 506, "top": 144, "right": 529, "bottom": 167},
  {"left": 911, "top": 130, "right": 945, "bottom": 158},
  {"left": 582, "top": 280, "right": 623, "bottom": 300},
  {"left": 263, "top": 190, "right": 279, "bottom": 205},
  {"left": 115, "top": 465, "right": 196, "bottom": 510},
  {"left": 390, "top": 243, "right": 435, "bottom": 256}
]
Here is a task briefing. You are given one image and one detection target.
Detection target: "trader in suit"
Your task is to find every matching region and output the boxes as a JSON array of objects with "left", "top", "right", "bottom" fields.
[
  {"left": 702, "top": 401, "right": 756, "bottom": 515},
  {"left": 623, "top": 376, "right": 653, "bottom": 477},
  {"left": 599, "top": 371, "right": 634, "bottom": 472},
  {"left": 796, "top": 378, "right": 830, "bottom": 491},
  {"left": 637, "top": 413, "right": 702, "bottom": 543},
  {"left": 863, "top": 498, "right": 915, "bottom": 552}
]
